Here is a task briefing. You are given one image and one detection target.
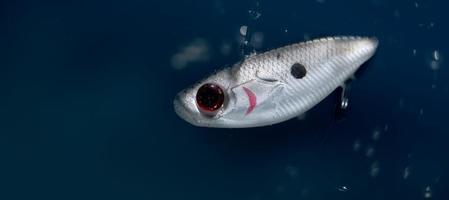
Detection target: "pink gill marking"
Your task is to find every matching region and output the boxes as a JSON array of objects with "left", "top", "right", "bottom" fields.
[{"left": 242, "top": 87, "right": 257, "bottom": 115}]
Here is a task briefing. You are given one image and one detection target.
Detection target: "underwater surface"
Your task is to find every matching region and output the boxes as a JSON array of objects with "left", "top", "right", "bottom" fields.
[{"left": 1, "top": 0, "right": 448, "bottom": 199}]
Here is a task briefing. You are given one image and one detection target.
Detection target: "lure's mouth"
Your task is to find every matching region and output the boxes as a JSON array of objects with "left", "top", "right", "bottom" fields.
[
  {"left": 364, "top": 37, "right": 379, "bottom": 53},
  {"left": 173, "top": 98, "right": 199, "bottom": 126}
]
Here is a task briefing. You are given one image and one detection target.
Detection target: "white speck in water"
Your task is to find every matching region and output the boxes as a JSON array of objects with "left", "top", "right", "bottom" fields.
[
  {"left": 372, "top": 129, "right": 381, "bottom": 141},
  {"left": 384, "top": 124, "right": 389, "bottom": 132},
  {"left": 240, "top": 25, "right": 248, "bottom": 36},
  {"left": 419, "top": 108, "right": 424, "bottom": 116},
  {"left": 413, "top": 49, "right": 417, "bottom": 56},
  {"left": 370, "top": 161, "right": 380, "bottom": 178},
  {"left": 366, "top": 146, "right": 375, "bottom": 157},
  {"left": 317, "top": 0, "right": 326, "bottom": 4},
  {"left": 403, "top": 166, "right": 411, "bottom": 179},
  {"left": 353, "top": 140, "right": 362, "bottom": 152},
  {"left": 284, "top": 29, "right": 288, "bottom": 33},
  {"left": 424, "top": 186, "right": 432, "bottom": 198},
  {"left": 337, "top": 186, "right": 349, "bottom": 192},
  {"left": 414, "top": 2, "right": 419, "bottom": 8}
]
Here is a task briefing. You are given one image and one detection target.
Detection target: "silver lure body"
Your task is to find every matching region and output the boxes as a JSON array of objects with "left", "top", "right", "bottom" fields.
[{"left": 174, "top": 36, "right": 378, "bottom": 128}]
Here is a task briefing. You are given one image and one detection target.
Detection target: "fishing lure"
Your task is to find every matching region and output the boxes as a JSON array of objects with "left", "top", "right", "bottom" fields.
[{"left": 174, "top": 36, "right": 378, "bottom": 128}]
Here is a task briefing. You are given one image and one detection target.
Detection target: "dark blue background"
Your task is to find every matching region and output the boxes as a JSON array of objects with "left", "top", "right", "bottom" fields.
[{"left": 1, "top": 0, "right": 448, "bottom": 199}]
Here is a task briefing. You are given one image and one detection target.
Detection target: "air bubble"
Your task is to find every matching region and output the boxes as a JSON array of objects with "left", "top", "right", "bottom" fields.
[
  {"left": 353, "top": 140, "right": 362, "bottom": 152},
  {"left": 248, "top": 10, "right": 261, "bottom": 20},
  {"left": 337, "top": 186, "right": 349, "bottom": 192},
  {"left": 399, "top": 98, "right": 405, "bottom": 108},
  {"left": 240, "top": 25, "right": 248, "bottom": 36},
  {"left": 394, "top": 10, "right": 400, "bottom": 18},
  {"left": 423, "top": 186, "right": 432, "bottom": 198},
  {"left": 430, "top": 61, "right": 440, "bottom": 70},
  {"left": 403, "top": 166, "right": 411, "bottom": 179},
  {"left": 250, "top": 32, "right": 264, "bottom": 49},
  {"left": 370, "top": 161, "right": 380, "bottom": 178},
  {"left": 220, "top": 41, "right": 232, "bottom": 56},
  {"left": 300, "top": 188, "right": 309, "bottom": 197},
  {"left": 430, "top": 50, "right": 442, "bottom": 71},
  {"left": 275, "top": 185, "right": 285, "bottom": 193},
  {"left": 372, "top": 129, "right": 381, "bottom": 141},
  {"left": 285, "top": 165, "right": 298, "bottom": 178},
  {"left": 366, "top": 146, "right": 375, "bottom": 157},
  {"left": 433, "top": 50, "right": 440, "bottom": 61}
]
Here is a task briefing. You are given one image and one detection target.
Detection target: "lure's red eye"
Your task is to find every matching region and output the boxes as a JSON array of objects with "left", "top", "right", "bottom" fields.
[{"left": 196, "top": 83, "right": 225, "bottom": 113}]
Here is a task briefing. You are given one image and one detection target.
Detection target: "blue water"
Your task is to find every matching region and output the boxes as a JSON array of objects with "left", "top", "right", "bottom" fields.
[{"left": 1, "top": 0, "right": 448, "bottom": 199}]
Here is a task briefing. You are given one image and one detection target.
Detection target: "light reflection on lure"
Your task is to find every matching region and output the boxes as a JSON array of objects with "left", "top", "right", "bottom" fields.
[{"left": 174, "top": 36, "right": 378, "bottom": 128}]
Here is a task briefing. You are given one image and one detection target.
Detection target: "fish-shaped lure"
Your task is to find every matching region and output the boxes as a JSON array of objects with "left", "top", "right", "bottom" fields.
[{"left": 174, "top": 36, "right": 378, "bottom": 128}]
